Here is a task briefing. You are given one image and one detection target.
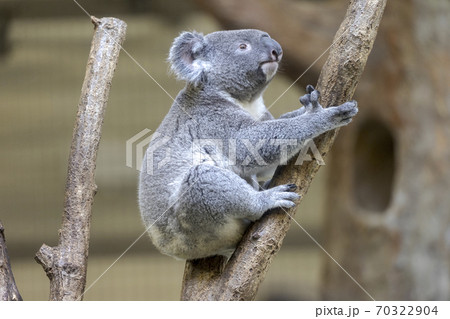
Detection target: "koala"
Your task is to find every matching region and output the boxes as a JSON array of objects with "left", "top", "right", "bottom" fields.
[{"left": 139, "top": 29, "right": 358, "bottom": 260}]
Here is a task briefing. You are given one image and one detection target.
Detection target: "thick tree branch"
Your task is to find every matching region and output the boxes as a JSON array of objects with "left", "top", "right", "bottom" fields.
[
  {"left": 0, "top": 221, "right": 22, "bottom": 301},
  {"left": 181, "top": 0, "right": 387, "bottom": 300},
  {"left": 34, "top": 17, "right": 127, "bottom": 301}
]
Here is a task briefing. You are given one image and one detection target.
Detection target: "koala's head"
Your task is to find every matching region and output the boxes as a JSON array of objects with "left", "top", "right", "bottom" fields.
[{"left": 168, "top": 29, "right": 283, "bottom": 102}]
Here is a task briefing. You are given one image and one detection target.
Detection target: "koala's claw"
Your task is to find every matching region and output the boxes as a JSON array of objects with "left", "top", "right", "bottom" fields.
[
  {"left": 306, "top": 84, "right": 315, "bottom": 94},
  {"left": 286, "top": 183, "right": 297, "bottom": 191}
]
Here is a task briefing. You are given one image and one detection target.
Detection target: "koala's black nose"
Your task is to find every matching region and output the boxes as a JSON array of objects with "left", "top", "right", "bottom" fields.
[
  {"left": 271, "top": 47, "right": 282, "bottom": 61},
  {"left": 263, "top": 36, "right": 283, "bottom": 62}
]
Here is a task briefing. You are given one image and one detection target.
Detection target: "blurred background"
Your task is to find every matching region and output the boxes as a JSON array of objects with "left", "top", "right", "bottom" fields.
[{"left": 0, "top": 0, "right": 448, "bottom": 300}]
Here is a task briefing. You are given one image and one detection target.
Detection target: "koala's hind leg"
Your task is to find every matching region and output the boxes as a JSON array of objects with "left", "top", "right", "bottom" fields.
[{"left": 175, "top": 164, "right": 299, "bottom": 226}]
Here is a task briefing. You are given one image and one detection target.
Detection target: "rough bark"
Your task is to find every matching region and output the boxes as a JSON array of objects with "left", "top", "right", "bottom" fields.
[
  {"left": 322, "top": 0, "right": 450, "bottom": 300},
  {"left": 34, "top": 17, "right": 127, "bottom": 301},
  {"left": 0, "top": 221, "right": 22, "bottom": 301},
  {"left": 181, "top": 0, "right": 386, "bottom": 300}
]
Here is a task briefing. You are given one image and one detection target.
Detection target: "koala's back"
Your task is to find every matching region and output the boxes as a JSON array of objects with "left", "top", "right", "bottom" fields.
[{"left": 138, "top": 91, "right": 252, "bottom": 259}]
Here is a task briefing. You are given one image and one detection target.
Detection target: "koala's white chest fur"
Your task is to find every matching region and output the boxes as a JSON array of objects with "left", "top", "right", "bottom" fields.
[{"left": 238, "top": 96, "right": 267, "bottom": 120}]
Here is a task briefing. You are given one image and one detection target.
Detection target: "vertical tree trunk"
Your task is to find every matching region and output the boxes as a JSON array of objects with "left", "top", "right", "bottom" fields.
[
  {"left": 34, "top": 17, "right": 127, "bottom": 301},
  {"left": 322, "top": 0, "right": 450, "bottom": 300}
]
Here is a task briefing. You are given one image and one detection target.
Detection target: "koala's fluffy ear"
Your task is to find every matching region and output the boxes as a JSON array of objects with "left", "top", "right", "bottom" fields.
[{"left": 168, "top": 31, "right": 209, "bottom": 85}]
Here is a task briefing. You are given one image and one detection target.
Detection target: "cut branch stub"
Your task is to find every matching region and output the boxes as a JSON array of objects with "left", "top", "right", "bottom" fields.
[{"left": 35, "top": 17, "right": 127, "bottom": 301}]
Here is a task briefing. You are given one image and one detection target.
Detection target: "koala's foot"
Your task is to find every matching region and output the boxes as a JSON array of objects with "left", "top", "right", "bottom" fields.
[{"left": 258, "top": 183, "right": 300, "bottom": 215}]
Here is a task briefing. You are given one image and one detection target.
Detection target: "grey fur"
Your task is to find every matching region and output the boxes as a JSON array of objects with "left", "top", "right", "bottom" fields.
[{"left": 139, "top": 30, "right": 358, "bottom": 260}]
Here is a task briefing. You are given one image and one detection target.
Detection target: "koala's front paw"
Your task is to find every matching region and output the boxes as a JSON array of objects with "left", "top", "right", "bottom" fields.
[
  {"left": 299, "top": 85, "right": 322, "bottom": 113},
  {"left": 261, "top": 183, "right": 300, "bottom": 211},
  {"left": 300, "top": 84, "right": 358, "bottom": 128},
  {"left": 327, "top": 100, "right": 358, "bottom": 127}
]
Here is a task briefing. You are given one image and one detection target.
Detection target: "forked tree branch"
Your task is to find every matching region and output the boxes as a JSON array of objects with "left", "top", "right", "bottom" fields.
[
  {"left": 181, "top": 0, "right": 387, "bottom": 300},
  {"left": 0, "top": 221, "right": 22, "bottom": 301},
  {"left": 34, "top": 17, "right": 127, "bottom": 301}
]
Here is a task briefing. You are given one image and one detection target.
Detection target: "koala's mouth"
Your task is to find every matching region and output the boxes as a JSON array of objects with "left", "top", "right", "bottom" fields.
[
  {"left": 260, "top": 60, "right": 279, "bottom": 79},
  {"left": 260, "top": 60, "right": 279, "bottom": 69},
  {"left": 261, "top": 60, "right": 278, "bottom": 65}
]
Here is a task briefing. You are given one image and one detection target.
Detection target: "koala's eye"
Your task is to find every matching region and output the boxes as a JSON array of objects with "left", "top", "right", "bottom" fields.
[{"left": 239, "top": 43, "right": 248, "bottom": 50}]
